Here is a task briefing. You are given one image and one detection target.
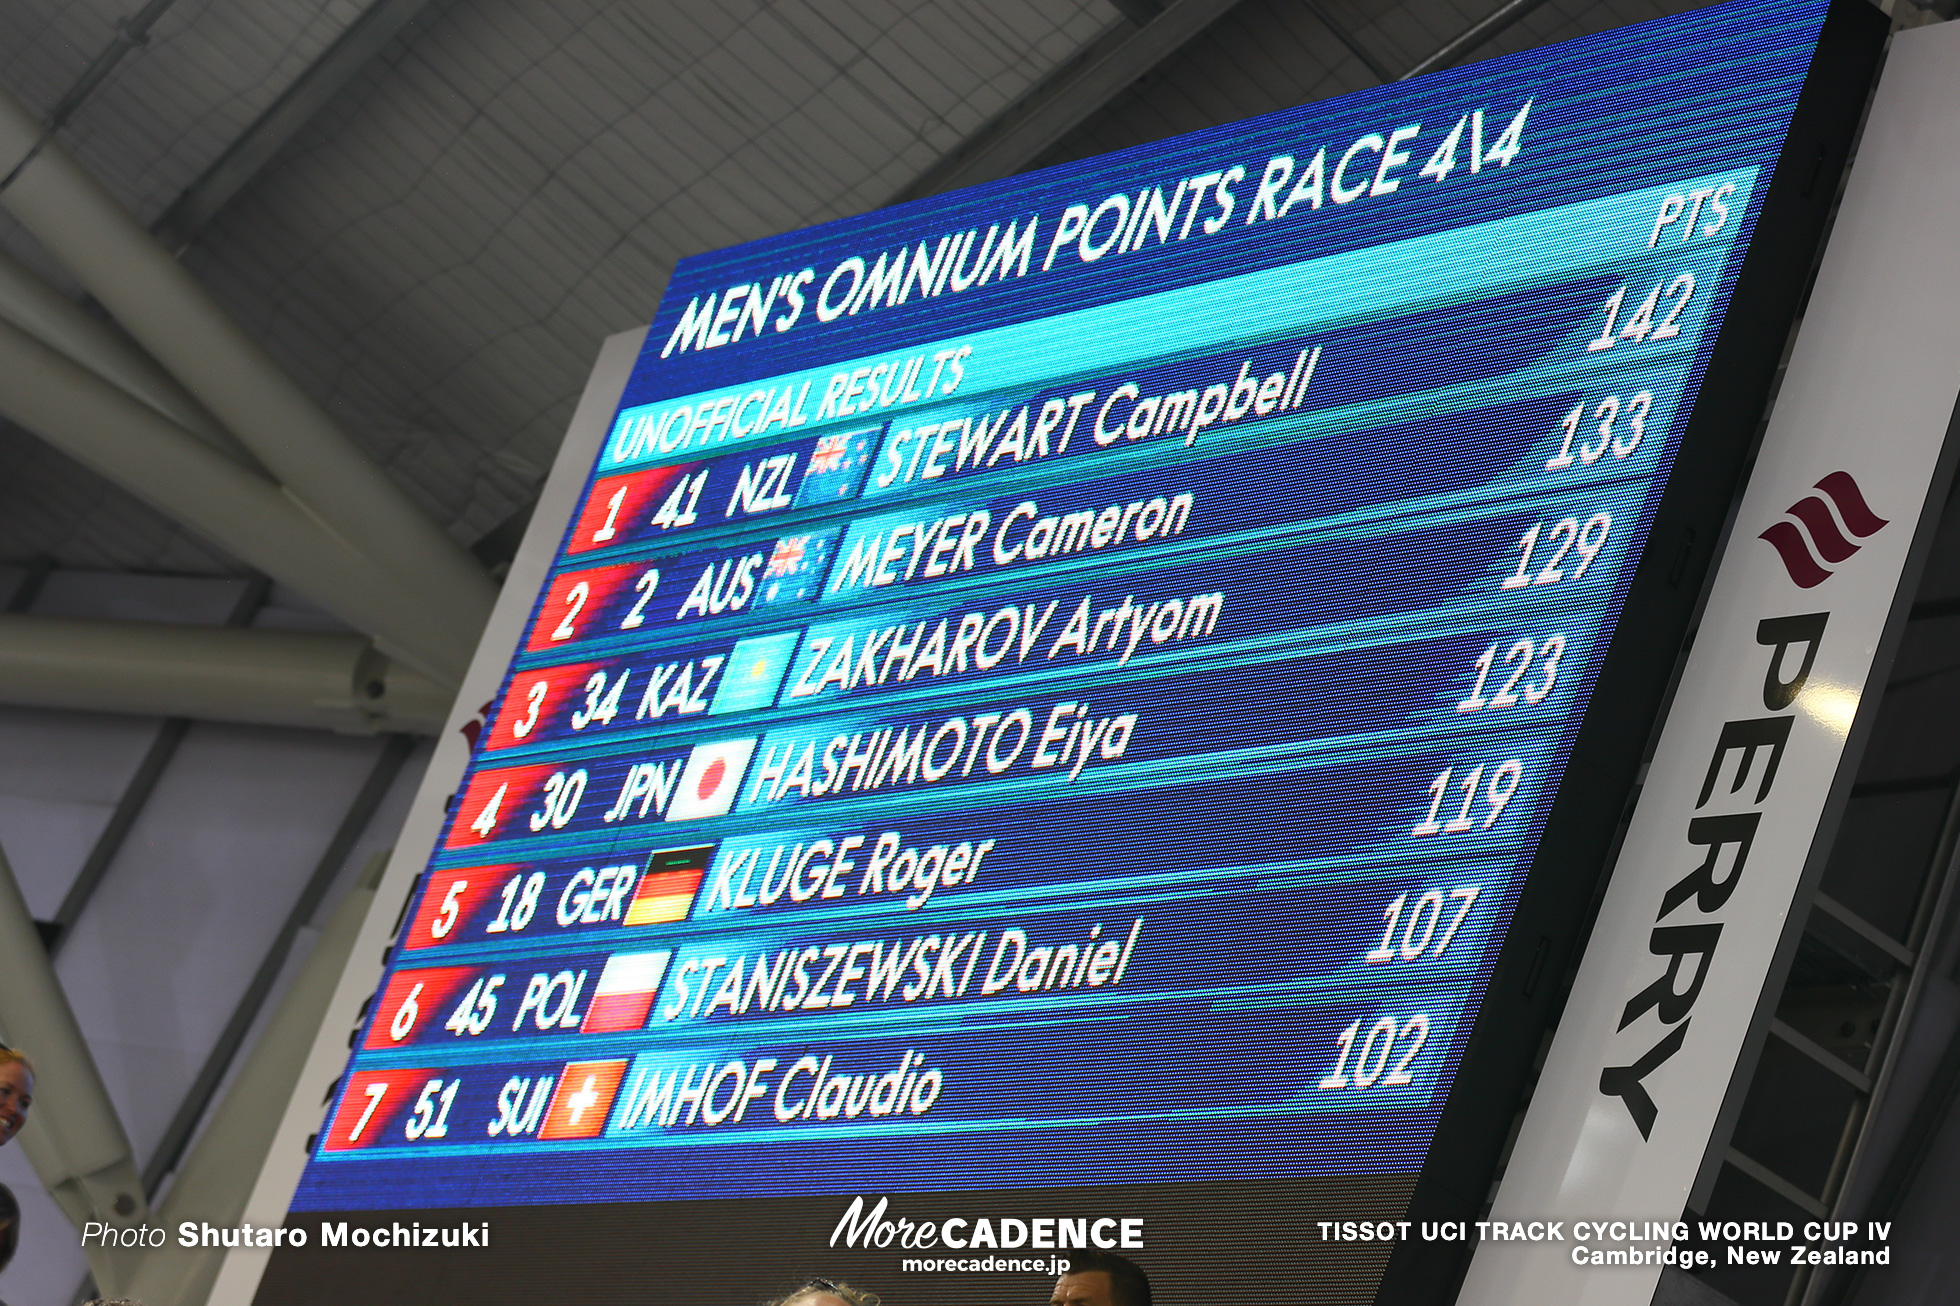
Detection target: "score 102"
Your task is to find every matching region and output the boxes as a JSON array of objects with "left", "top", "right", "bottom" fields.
[{"left": 1311, "top": 883, "right": 1482, "bottom": 1098}]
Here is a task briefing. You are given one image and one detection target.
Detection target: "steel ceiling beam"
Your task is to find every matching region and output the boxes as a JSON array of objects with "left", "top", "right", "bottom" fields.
[
  {"left": 892, "top": 0, "right": 1253, "bottom": 203},
  {"left": 0, "top": 614, "right": 451, "bottom": 736},
  {"left": 38, "top": 0, "right": 183, "bottom": 139},
  {"left": 0, "top": 316, "right": 468, "bottom": 682},
  {"left": 0, "top": 247, "right": 253, "bottom": 468},
  {"left": 0, "top": 82, "right": 495, "bottom": 663},
  {"left": 893, "top": 0, "right": 1560, "bottom": 208},
  {"left": 1399, "top": 0, "right": 1562, "bottom": 82},
  {"left": 1300, "top": 0, "right": 1394, "bottom": 83},
  {"left": 152, "top": 0, "right": 437, "bottom": 253}
]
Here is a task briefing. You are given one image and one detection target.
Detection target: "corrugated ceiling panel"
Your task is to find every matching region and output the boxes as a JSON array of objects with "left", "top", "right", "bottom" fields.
[
  {"left": 173, "top": 0, "right": 1118, "bottom": 551},
  {"left": 0, "top": 0, "right": 368, "bottom": 297},
  {"left": 0, "top": 0, "right": 124, "bottom": 125},
  {"left": 0, "top": 0, "right": 1756, "bottom": 578},
  {"left": 1041, "top": 0, "right": 1721, "bottom": 170},
  {"left": 33, "top": 0, "right": 365, "bottom": 223}
]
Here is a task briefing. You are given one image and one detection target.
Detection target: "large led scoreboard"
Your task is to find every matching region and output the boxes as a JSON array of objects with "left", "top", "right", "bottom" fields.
[{"left": 260, "top": 3, "right": 1883, "bottom": 1302}]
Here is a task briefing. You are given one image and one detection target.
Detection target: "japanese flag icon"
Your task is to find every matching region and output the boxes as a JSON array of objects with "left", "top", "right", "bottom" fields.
[{"left": 665, "top": 738, "right": 756, "bottom": 822}]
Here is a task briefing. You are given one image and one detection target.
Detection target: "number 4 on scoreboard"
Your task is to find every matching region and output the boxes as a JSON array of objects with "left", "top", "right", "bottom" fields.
[{"left": 1418, "top": 101, "right": 1530, "bottom": 183}]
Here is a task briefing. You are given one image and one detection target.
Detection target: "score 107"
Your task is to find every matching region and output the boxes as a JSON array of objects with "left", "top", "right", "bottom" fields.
[{"left": 1313, "top": 882, "right": 1482, "bottom": 1097}]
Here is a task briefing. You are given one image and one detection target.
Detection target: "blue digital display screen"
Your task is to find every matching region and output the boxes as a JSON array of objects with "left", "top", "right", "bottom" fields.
[{"left": 288, "top": 0, "right": 1832, "bottom": 1232}]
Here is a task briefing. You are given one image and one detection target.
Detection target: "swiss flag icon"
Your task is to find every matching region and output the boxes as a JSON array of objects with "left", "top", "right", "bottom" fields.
[
  {"left": 539, "top": 1059, "right": 628, "bottom": 1140},
  {"left": 666, "top": 738, "right": 756, "bottom": 822}
]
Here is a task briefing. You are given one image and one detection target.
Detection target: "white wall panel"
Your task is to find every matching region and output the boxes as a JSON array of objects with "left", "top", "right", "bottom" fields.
[
  {"left": 0, "top": 705, "right": 161, "bottom": 918},
  {"left": 51, "top": 722, "right": 383, "bottom": 1163},
  {"left": 0, "top": 569, "right": 427, "bottom": 1301},
  {"left": 152, "top": 736, "right": 434, "bottom": 1194}
]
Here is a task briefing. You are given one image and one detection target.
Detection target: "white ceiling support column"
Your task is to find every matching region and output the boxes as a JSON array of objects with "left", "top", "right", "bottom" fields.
[
  {"left": 0, "top": 245, "right": 256, "bottom": 468},
  {"left": 0, "top": 614, "right": 450, "bottom": 734},
  {"left": 0, "top": 82, "right": 496, "bottom": 651},
  {"left": 0, "top": 840, "right": 148, "bottom": 1297},
  {"left": 0, "top": 316, "right": 468, "bottom": 682}
]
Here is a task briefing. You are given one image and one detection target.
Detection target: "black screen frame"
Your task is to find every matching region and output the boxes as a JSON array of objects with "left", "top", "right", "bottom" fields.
[{"left": 1372, "top": 2, "right": 1888, "bottom": 1297}]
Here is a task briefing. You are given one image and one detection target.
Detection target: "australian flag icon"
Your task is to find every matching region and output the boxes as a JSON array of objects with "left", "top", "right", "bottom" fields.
[
  {"left": 794, "top": 425, "right": 879, "bottom": 507},
  {"left": 756, "top": 530, "right": 836, "bottom": 607}
]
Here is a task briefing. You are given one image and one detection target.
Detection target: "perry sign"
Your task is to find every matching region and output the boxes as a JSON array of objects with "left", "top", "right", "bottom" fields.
[{"left": 1458, "top": 22, "right": 1960, "bottom": 1306}]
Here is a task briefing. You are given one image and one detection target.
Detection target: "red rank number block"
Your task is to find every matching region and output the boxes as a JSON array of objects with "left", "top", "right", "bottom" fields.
[
  {"left": 565, "top": 463, "right": 700, "bottom": 557},
  {"left": 363, "top": 966, "right": 478, "bottom": 1049},
  {"left": 403, "top": 870, "right": 511, "bottom": 950},
  {"left": 322, "top": 1068, "right": 440, "bottom": 1152}
]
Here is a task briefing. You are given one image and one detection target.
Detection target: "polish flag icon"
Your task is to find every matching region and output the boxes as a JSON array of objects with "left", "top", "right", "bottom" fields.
[
  {"left": 581, "top": 951, "right": 672, "bottom": 1033},
  {"left": 539, "top": 1059, "right": 628, "bottom": 1140},
  {"left": 666, "top": 738, "right": 756, "bottom": 822}
]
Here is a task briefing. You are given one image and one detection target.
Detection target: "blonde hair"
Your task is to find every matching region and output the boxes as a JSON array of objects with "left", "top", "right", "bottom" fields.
[
  {"left": 0, "top": 1047, "right": 31, "bottom": 1079},
  {"left": 768, "top": 1282, "right": 881, "bottom": 1306}
]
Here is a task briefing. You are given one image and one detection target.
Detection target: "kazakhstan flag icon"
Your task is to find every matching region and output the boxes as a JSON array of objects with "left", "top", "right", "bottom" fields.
[{"left": 709, "top": 630, "right": 802, "bottom": 714}]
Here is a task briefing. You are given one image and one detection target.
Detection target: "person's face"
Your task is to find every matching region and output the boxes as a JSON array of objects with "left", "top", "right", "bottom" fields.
[
  {"left": 0, "top": 1062, "right": 31, "bottom": 1146},
  {"left": 785, "top": 1294, "right": 850, "bottom": 1306},
  {"left": 1051, "top": 1271, "right": 1117, "bottom": 1306}
]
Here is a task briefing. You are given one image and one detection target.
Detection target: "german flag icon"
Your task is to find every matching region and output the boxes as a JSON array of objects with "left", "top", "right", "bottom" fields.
[{"left": 623, "top": 844, "right": 713, "bottom": 927}]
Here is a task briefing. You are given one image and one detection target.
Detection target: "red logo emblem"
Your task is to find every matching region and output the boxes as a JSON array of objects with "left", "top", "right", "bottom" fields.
[{"left": 1759, "top": 472, "right": 1888, "bottom": 588}]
